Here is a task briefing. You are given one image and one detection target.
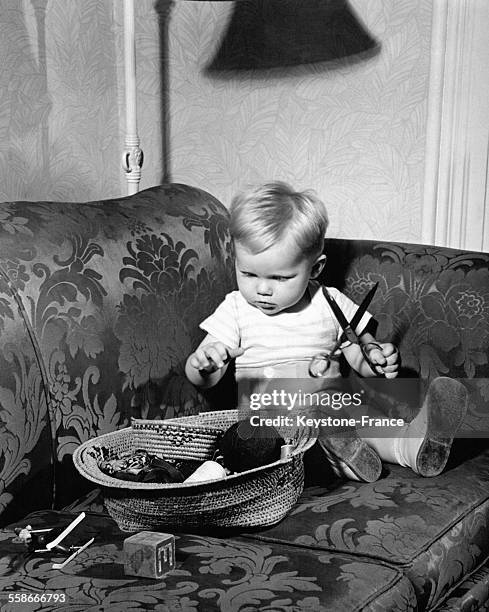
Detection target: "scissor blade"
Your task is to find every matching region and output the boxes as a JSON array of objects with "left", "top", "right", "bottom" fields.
[
  {"left": 348, "top": 282, "right": 379, "bottom": 332},
  {"left": 322, "top": 282, "right": 379, "bottom": 343},
  {"left": 322, "top": 288, "right": 351, "bottom": 332}
]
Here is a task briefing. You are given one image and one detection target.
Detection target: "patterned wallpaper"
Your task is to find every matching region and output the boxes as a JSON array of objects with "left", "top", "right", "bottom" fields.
[
  {"left": 167, "top": 0, "right": 433, "bottom": 243},
  {"left": 0, "top": 0, "right": 122, "bottom": 202},
  {"left": 0, "top": 0, "right": 432, "bottom": 243}
]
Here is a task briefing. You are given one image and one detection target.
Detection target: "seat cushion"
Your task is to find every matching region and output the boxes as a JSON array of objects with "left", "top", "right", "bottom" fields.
[
  {"left": 248, "top": 445, "right": 489, "bottom": 610},
  {"left": 0, "top": 510, "right": 416, "bottom": 611}
]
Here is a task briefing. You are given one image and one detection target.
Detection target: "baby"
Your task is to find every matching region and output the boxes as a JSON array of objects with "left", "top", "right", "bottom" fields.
[{"left": 185, "top": 182, "right": 468, "bottom": 482}]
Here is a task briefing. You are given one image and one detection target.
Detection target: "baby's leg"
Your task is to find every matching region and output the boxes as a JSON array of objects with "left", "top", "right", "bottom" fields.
[{"left": 361, "top": 377, "right": 468, "bottom": 477}]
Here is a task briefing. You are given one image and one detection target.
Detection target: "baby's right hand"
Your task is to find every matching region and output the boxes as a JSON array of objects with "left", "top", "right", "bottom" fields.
[{"left": 188, "top": 342, "right": 244, "bottom": 374}]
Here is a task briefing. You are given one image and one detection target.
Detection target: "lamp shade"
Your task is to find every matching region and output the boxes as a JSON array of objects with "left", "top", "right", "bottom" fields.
[{"left": 207, "top": 0, "right": 378, "bottom": 71}]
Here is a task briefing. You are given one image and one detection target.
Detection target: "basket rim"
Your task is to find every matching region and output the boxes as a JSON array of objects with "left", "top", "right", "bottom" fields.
[{"left": 73, "top": 422, "right": 317, "bottom": 491}]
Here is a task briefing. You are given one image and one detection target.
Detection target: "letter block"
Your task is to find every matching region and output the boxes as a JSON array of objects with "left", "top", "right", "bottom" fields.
[{"left": 123, "top": 531, "right": 175, "bottom": 578}]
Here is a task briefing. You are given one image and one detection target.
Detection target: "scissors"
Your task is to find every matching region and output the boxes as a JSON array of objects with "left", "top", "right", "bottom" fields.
[{"left": 309, "top": 282, "right": 384, "bottom": 377}]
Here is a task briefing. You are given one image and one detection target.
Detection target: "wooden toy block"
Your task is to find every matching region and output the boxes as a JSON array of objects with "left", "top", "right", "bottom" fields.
[{"left": 123, "top": 531, "right": 175, "bottom": 579}]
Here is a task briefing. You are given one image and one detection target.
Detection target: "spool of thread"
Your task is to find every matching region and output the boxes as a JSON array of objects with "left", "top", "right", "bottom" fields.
[
  {"left": 183, "top": 460, "right": 227, "bottom": 484},
  {"left": 280, "top": 444, "right": 295, "bottom": 459}
]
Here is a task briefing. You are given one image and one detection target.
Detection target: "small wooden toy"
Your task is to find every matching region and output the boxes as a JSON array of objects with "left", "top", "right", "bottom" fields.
[
  {"left": 123, "top": 531, "right": 175, "bottom": 579},
  {"left": 12, "top": 512, "right": 94, "bottom": 570}
]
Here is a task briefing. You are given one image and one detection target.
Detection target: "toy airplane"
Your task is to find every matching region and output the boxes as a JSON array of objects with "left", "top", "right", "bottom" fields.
[{"left": 12, "top": 511, "right": 94, "bottom": 570}]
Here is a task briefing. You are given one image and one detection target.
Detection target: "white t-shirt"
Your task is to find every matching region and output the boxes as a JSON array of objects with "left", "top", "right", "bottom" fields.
[{"left": 200, "top": 280, "right": 371, "bottom": 379}]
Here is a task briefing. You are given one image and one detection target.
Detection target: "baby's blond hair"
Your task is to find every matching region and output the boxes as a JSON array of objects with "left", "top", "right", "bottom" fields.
[{"left": 229, "top": 182, "right": 328, "bottom": 257}]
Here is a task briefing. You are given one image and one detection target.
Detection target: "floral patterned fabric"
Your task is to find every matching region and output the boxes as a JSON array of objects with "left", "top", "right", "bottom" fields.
[
  {"left": 323, "top": 238, "right": 489, "bottom": 375},
  {"left": 252, "top": 446, "right": 489, "bottom": 610},
  {"left": 322, "top": 238, "right": 489, "bottom": 423},
  {"left": 434, "top": 560, "right": 489, "bottom": 611},
  {"left": 0, "top": 284, "right": 52, "bottom": 525},
  {"left": 0, "top": 510, "right": 417, "bottom": 612},
  {"left": 0, "top": 184, "right": 235, "bottom": 524}
]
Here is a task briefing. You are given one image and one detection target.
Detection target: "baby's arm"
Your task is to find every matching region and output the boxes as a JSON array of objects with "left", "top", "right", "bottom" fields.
[
  {"left": 342, "top": 332, "right": 399, "bottom": 379},
  {"left": 185, "top": 334, "right": 244, "bottom": 389}
]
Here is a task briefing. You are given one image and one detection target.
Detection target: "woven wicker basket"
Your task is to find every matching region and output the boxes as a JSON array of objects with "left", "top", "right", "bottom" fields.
[{"left": 73, "top": 410, "right": 316, "bottom": 532}]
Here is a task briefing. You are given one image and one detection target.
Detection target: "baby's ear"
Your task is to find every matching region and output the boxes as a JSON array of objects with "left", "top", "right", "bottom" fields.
[{"left": 311, "top": 254, "right": 327, "bottom": 279}]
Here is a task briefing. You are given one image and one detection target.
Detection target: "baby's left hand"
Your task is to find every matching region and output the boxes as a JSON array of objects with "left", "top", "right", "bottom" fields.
[{"left": 367, "top": 342, "right": 400, "bottom": 379}]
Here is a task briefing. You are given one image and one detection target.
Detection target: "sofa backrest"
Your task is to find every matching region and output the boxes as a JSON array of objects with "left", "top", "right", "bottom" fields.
[
  {"left": 323, "top": 238, "right": 489, "bottom": 380},
  {"left": 0, "top": 184, "right": 235, "bottom": 524}
]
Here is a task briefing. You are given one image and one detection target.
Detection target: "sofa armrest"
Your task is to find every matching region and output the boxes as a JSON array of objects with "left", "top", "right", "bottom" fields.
[{"left": 0, "top": 183, "right": 235, "bottom": 522}]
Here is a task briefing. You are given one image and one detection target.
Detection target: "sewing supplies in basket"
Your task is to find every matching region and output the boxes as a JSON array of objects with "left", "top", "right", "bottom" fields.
[
  {"left": 93, "top": 419, "right": 286, "bottom": 484},
  {"left": 95, "top": 448, "right": 202, "bottom": 483},
  {"left": 183, "top": 460, "right": 227, "bottom": 483},
  {"left": 73, "top": 409, "right": 317, "bottom": 531}
]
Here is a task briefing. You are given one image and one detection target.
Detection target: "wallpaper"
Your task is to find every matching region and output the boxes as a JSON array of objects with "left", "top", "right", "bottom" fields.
[
  {"left": 167, "top": 0, "right": 434, "bottom": 243},
  {"left": 0, "top": 0, "right": 123, "bottom": 202},
  {"left": 0, "top": 0, "right": 432, "bottom": 243}
]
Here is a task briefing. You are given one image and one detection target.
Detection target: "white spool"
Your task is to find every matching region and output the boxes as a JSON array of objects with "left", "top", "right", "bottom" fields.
[{"left": 280, "top": 444, "right": 295, "bottom": 459}]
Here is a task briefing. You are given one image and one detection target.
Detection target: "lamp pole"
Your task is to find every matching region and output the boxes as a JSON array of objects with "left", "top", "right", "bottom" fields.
[{"left": 122, "top": 0, "right": 143, "bottom": 195}]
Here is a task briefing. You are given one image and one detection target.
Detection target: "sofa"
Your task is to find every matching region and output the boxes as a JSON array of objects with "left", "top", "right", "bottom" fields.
[{"left": 1, "top": 183, "right": 489, "bottom": 611}]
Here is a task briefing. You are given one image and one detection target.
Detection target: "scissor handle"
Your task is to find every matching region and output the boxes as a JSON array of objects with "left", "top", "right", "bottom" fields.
[
  {"left": 308, "top": 351, "right": 341, "bottom": 378},
  {"left": 309, "top": 341, "right": 386, "bottom": 378},
  {"left": 360, "top": 342, "right": 385, "bottom": 377}
]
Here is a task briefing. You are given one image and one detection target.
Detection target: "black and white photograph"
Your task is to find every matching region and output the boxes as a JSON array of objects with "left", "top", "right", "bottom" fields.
[{"left": 0, "top": 1, "right": 488, "bottom": 610}]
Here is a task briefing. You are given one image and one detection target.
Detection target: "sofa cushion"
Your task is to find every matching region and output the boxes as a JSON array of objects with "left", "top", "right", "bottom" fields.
[
  {"left": 0, "top": 510, "right": 417, "bottom": 612},
  {"left": 246, "top": 445, "right": 489, "bottom": 610}
]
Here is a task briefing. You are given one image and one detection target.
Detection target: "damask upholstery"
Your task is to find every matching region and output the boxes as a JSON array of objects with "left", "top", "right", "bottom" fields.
[
  {"left": 0, "top": 184, "right": 235, "bottom": 523},
  {"left": 1, "top": 510, "right": 417, "bottom": 612},
  {"left": 254, "top": 449, "right": 489, "bottom": 610},
  {"left": 1, "top": 184, "right": 489, "bottom": 611},
  {"left": 323, "top": 237, "right": 489, "bottom": 395}
]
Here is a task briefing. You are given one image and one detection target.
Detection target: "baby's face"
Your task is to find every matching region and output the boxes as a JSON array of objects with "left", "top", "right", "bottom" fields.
[{"left": 234, "top": 238, "right": 318, "bottom": 315}]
